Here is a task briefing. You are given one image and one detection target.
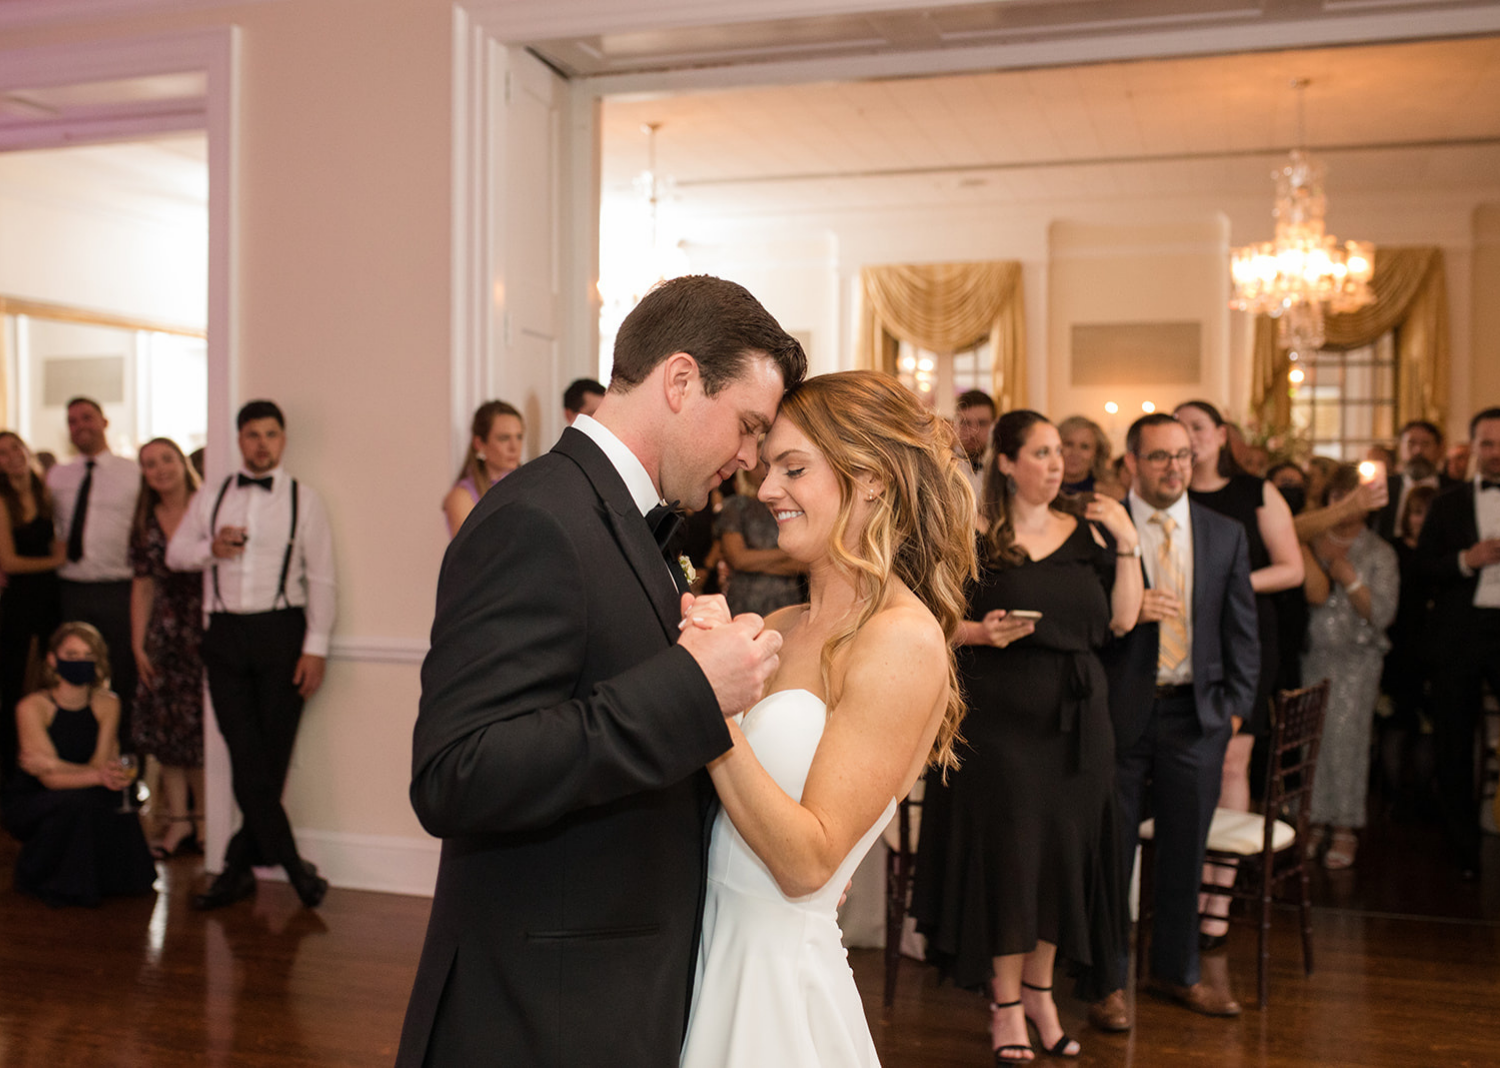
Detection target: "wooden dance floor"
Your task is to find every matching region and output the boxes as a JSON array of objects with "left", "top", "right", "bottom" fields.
[{"left": 0, "top": 817, "right": 1496, "bottom": 1067}]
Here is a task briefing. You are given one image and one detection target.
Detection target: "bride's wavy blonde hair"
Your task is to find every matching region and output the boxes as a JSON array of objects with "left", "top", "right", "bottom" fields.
[{"left": 776, "top": 371, "right": 978, "bottom": 773}]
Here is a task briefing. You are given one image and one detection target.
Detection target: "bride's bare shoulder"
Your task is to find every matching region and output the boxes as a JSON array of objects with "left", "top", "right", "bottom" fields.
[{"left": 851, "top": 590, "right": 945, "bottom": 665}]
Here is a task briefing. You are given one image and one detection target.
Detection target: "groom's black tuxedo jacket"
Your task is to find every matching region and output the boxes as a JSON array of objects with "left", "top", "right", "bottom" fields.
[{"left": 397, "top": 429, "right": 732, "bottom": 1068}]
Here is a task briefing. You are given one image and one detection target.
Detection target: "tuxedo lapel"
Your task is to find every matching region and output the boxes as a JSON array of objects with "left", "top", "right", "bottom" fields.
[{"left": 553, "top": 429, "right": 683, "bottom": 640}]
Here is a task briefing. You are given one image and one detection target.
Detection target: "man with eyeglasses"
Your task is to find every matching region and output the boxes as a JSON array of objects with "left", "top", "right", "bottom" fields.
[{"left": 1092, "top": 413, "right": 1259, "bottom": 1029}]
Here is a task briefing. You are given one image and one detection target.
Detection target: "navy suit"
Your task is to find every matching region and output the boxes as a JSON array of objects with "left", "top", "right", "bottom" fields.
[{"left": 1100, "top": 498, "right": 1259, "bottom": 988}]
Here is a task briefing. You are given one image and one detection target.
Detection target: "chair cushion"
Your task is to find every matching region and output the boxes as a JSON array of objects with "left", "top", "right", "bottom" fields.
[{"left": 1139, "top": 809, "right": 1296, "bottom": 856}]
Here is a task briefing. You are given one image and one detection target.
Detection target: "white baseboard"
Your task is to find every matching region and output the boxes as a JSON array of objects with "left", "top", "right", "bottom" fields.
[{"left": 250, "top": 828, "right": 440, "bottom": 897}]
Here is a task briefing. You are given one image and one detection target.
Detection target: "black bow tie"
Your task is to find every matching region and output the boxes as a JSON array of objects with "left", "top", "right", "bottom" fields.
[
  {"left": 645, "top": 500, "right": 682, "bottom": 551},
  {"left": 237, "top": 473, "right": 274, "bottom": 491},
  {"left": 1481, "top": 480, "right": 1500, "bottom": 492}
]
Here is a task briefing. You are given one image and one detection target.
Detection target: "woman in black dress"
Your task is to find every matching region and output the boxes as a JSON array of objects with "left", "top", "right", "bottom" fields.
[
  {"left": 3, "top": 621, "right": 156, "bottom": 906},
  {"left": 129, "top": 438, "right": 205, "bottom": 858},
  {"left": 1174, "top": 401, "right": 1304, "bottom": 947},
  {"left": 0, "top": 432, "right": 65, "bottom": 789},
  {"left": 914, "top": 410, "right": 1142, "bottom": 1062}
]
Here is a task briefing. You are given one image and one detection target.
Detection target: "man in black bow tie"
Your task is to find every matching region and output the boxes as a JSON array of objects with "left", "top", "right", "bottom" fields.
[
  {"left": 398, "top": 276, "right": 805, "bottom": 1067},
  {"left": 1416, "top": 406, "right": 1500, "bottom": 878},
  {"left": 167, "top": 399, "right": 336, "bottom": 909}
]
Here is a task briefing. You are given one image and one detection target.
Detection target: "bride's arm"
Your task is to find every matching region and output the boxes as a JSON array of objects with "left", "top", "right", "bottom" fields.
[{"left": 707, "top": 605, "right": 947, "bottom": 898}]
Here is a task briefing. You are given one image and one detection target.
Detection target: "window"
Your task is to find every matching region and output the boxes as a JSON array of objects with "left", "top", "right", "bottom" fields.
[
  {"left": 1289, "top": 332, "right": 1397, "bottom": 461},
  {"left": 896, "top": 339, "right": 993, "bottom": 415}
]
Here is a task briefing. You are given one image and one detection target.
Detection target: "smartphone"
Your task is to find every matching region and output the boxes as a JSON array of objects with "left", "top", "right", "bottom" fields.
[
  {"left": 1008, "top": 610, "right": 1043, "bottom": 621},
  {"left": 1358, "top": 459, "right": 1385, "bottom": 485}
]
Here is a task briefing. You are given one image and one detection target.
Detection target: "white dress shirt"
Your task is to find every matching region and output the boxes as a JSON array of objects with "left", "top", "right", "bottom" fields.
[
  {"left": 47, "top": 450, "right": 139, "bottom": 583},
  {"left": 166, "top": 466, "right": 336, "bottom": 657},
  {"left": 1130, "top": 488, "right": 1195, "bottom": 685},
  {"left": 572, "top": 414, "right": 662, "bottom": 517},
  {"left": 1473, "top": 475, "right": 1500, "bottom": 608}
]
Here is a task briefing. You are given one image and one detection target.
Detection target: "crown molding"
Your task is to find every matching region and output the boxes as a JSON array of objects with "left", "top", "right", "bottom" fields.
[{"left": 0, "top": 0, "right": 279, "bottom": 31}]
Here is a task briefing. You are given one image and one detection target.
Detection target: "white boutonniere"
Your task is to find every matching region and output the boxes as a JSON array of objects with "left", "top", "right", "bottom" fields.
[{"left": 678, "top": 555, "right": 697, "bottom": 585}]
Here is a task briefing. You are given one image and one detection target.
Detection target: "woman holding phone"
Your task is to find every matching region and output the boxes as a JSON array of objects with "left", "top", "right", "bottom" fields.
[{"left": 914, "top": 410, "right": 1142, "bottom": 1062}]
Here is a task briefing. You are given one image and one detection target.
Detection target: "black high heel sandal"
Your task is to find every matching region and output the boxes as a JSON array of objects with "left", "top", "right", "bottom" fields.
[
  {"left": 150, "top": 816, "right": 202, "bottom": 859},
  {"left": 989, "top": 999, "right": 1035, "bottom": 1063},
  {"left": 1020, "top": 982, "right": 1080, "bottom": 1058}
]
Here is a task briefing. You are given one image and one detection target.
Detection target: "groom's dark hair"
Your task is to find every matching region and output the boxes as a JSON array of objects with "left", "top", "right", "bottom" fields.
[{"left": 609, "top": 275, "right": 807, "bottom": 397}]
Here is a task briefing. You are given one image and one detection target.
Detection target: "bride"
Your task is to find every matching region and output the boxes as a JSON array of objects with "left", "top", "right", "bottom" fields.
[{"left": 679, "top": 371, "right": 977, "bottom": 1067}]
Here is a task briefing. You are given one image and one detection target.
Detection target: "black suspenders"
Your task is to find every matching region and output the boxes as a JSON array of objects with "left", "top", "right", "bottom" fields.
[{"left": 210, "top": 475, "right": 300, "bottom": 613}]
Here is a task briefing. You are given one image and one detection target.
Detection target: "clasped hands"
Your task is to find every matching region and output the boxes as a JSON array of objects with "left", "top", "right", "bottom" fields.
[
  {"left": 1464, "top": 538, "right": 1500, "bottom": 570},
  {"left": 675, "top": 593, "right": 781, "bottom": 717}
]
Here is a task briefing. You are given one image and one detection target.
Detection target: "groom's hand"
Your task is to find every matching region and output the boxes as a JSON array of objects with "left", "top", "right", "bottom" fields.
[{"left": 678, "top": 612, "right": 782, "bottom": 717}]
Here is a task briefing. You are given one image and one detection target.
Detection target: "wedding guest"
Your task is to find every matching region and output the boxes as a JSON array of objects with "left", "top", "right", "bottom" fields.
[
  {"left": 46, "top": 398, "right": 141, "bottom": 752},
  {"left": 913, "top": 410, "right": 1142, "bottom": 1061},
  {"left": 129, "top": 438, "right": 205, "bottom": 859},
  {"left": 3, "top": 622, "right": 156, "bottom": 907},
  {"left": 1379, "top": 484, "right": 1437, "bottom": 820},
  {"left": 1175, "top": 400, "right": 1303, "bottom": 948},
  {"left": 1059, "top": 415, "right": 1123, "bottom": 499},
  {"left": 1416, "top": 406, "right": 1500, "bottom": 878},
  {"left": 1445, "top": 441, "right": 1471, "bottom": 482},
  {"left": 715, "top": 462, "right": 804, "bottom": 616},
  {"left": 168, "top": 400, "right": 336, "bottom": 910},
  {"left": 1372, "top": 420, "right": 1456, "bottom": 541},
  {"left": 0, "top": 432, "right": 65, "bottom": 787},
  {"left": 954, "top": 390, "right": 996, "bottom": 502},
  {"left": 1266, "top": 462, "right": 1308, "bottom": 515},
  {"left": 1304, "top": 456, "right": 1340, "bottom": 516},
  {"left": 562, "top": 377, "right": 605, "bottom": 426},
  {"left": 1094, "top": 413, "right": 1259, "bottom": 1026},
  {"left": 1301, "top": 464, "right": 1399, "bottom": 870},
  {"left": 443, "top": 400, "right": 524, "bottom": 537}
]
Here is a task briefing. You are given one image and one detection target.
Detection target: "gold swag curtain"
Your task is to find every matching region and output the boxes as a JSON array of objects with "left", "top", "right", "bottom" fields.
[
  {"left": 1251, "top": 247, "right": 1449, "bottom": 434},
  {"left": 856, "top": 261, "right": 1027, "bottom": 412}
]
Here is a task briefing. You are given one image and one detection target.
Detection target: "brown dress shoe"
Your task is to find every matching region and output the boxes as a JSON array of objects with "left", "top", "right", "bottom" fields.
[
  {"left": 1088, "top": 989, "right": 1132, "bottom": 1032},
  {"left": 1147, "top": 979, "right": 1242, "bottom": 1017}
]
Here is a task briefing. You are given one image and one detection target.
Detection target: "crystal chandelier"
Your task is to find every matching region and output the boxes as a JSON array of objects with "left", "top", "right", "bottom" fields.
[{"left": 1230, "top": 79, "right": 1374, "bottom": 354}]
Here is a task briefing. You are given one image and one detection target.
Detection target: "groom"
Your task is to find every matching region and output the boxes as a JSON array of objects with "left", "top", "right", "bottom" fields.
[{"left": 397, "top": 276, "right": 807, "bottom": 1067}]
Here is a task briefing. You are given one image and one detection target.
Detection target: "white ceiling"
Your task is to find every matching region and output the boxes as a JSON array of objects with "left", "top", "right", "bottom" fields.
[{"left": 599, "top": 35, "right": 1500, "bottom": 217}]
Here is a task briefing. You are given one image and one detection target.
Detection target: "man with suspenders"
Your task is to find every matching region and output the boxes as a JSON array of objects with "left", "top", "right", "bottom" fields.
[{"left": 168, "top": 400, "right": 337, "bottom": 909}]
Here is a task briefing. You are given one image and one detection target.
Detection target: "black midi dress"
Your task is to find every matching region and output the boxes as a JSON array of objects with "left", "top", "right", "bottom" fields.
[{"left": 913, "top": 520, "right": 1123, "bottom": 991}]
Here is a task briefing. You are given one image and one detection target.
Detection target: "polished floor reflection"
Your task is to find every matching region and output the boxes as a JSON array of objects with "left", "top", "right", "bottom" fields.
[{"left": 0, "top": 813, "right": 1495, "bottom": 1066}]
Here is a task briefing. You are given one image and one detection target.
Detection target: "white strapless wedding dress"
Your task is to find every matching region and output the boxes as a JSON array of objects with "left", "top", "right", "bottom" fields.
[{"left": 680, "top": 689, "right": 893, "bottom": 1068}]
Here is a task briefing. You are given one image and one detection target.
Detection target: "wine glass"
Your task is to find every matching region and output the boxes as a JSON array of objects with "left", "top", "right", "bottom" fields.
[{"left": 117, "top": 753, "right": 139, "bottom": 814}]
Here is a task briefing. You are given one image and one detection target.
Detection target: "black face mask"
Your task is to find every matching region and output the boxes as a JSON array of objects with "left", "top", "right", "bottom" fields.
[
  {"left": 55, "top": 659, "right": 97, "bottom": 687},
  {"left": 1278, "top": 485, "right": 1307, "bottom": 516}
]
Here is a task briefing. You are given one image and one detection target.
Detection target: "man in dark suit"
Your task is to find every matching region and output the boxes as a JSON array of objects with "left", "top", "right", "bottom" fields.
[
  {"left": 396, "top": 276, "right": 806, "bottom": 1067},
  {"left": 1416, "top": 406, "right": 1500, "bottom": 878},
  {"left": 1092, "top": 413, "right": 1259, "bottom": 1029},
  {"left": 1372, "top": 419, "right": 1457, "bottom": 541}
]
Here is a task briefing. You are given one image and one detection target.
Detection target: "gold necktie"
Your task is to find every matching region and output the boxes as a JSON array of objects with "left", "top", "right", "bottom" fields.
[{"left": 1151, "top": 511, "right": 1188, "bottom": 675}]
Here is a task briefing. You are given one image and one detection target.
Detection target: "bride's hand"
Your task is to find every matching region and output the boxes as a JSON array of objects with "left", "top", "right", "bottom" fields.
[{"left": 679, "top": 592, "right": 733, "bottom": 633}]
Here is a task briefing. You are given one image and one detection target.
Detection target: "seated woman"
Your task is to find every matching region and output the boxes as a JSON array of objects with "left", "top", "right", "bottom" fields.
[{"left": 2, "top": 622, "right": 156, "bottom": 906}]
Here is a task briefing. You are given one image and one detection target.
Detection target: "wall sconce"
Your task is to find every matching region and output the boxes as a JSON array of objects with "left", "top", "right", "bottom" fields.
[
  {"left": 1104, "top": 401, "right": 1119, "bottom": 414},
  {"left": 1141, "top": 401, "right": 1156, "bottom": 413}
]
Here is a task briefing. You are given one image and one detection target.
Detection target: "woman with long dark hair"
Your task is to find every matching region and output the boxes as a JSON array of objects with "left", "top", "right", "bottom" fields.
[
  {"left": 914, "top": 409, "right": 1142, "bottom": 1062},
  {"left": 1173, "top": 400, "right": 1303, "bottom": 948},
  {"left": 443, "top": 400, "right": 525, "bottom": 537},
  {"left": 129, "top": 437, "right": 205, "bottom": 858},
  {"left": 0, "top": 431, "right": 65, "bottom": 787}
]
